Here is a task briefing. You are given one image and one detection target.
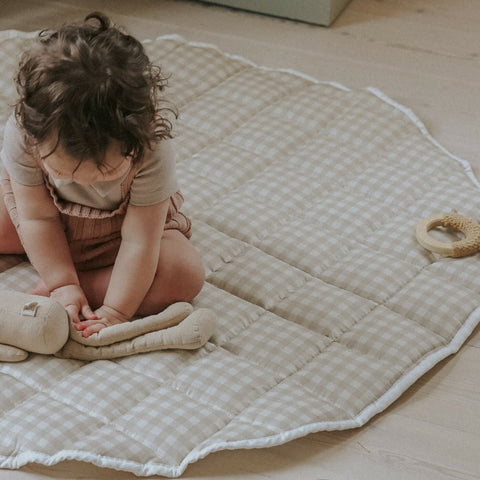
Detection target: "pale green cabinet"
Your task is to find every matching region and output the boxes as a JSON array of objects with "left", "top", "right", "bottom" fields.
[{"left": 200, "top": 0, "right": 352, "bottom": 26}]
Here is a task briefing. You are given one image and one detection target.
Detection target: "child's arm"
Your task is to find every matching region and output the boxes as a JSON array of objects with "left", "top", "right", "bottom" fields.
[
  {"left": 75, "top": 199, "right": 170, "bottom": 336},
  {"left": 11, "top": 180, "right": 95, "bottom": 322}
]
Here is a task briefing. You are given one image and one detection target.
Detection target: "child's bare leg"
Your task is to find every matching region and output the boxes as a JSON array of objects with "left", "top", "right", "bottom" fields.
[
  {"left": 0, "top": 194, "right": 58, "bottom": 296},
  {"left": 138, "top": 229, "right": 205, "bottom": 314},
  {"left": 0, "top": 193, "right": 24, "bottom": 254},
  {"left": 0, "top": 196, "right": 49, "bottom": 298},
  {"left": 79, "top": 229, "right": 205, "bottom": 314}
]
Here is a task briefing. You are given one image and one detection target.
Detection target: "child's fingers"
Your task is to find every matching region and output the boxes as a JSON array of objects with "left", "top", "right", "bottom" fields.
[
  {"left": 74, "top": 319, "right": 100, "bottom": 330},
  {"left": 80, "top": 304, "right": 98, "bottom": 321},
  {"left": 73, "top": 319, "right": 108, "bottom": 337},
  {"left": 65, "top": 304, "right": 81, "bottom": 323},
  {"left": 81, "top": 323, "right": 106, "bottom": 337}
]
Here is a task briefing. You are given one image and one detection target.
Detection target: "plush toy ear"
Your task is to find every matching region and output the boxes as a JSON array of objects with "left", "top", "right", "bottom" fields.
[{"left": 0, "top": 291, "right": 69, "bottom": 362}]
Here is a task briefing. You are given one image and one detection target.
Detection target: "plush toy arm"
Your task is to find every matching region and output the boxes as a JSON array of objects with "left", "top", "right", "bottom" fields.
[
  {"left": 55, "top": 308, "right": 217, "bottom": 361},
  {"left": 69, "top": 302, "right": 194, "bottom": 347},
  {"left": 0, "top": 343, "right": 29, "bottom": 362}
]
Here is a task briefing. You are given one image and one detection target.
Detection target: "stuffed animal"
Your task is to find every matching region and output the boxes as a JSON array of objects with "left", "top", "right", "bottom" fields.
[{"left": 0, "top": 290, "right": 216, "bottom": 362}]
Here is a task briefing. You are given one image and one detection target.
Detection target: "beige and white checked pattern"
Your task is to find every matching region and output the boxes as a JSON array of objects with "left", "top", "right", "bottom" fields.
[
  {"left": 185, "top": 142, "right": 272, "bottom": 190},
  {"left": 326, "top": 90, "right": 418, "bottom": 153},
  {"left": 1, "top": 32, "right": 480, "bottom": 477},
  {"left": 340, "top": 306, "right": 446, "bottom": 371},
  {"left": 427, "top": 256, "right": 480, "bottom": 294},
  {"left": 320, "top": 246, "right": 421, "bottom": 304},
  {"left": 292, "top": 342, "right": 403, "bottom": 418},
  {"left": 386, "top": 270, "right": 479, "bottom": 341},
  {"left": 271, "top": 277, "right": 377, "bottom": 339}
]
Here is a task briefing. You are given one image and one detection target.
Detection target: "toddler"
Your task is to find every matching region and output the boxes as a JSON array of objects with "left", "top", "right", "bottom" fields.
[{"left": 0, "top": 12, "right": 205, "bottom": 337}]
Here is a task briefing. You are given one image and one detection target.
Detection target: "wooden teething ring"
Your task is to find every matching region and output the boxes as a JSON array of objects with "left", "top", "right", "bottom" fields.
[{"left": 416, "top": 212, "right": 480, "bottom": 257}]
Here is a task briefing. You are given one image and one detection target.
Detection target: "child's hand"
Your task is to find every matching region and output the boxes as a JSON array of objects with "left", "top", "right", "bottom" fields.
[
  {"left": 50, "top": 284, "right": 96, "bottom": 323},
  {"left": 74, "top": 304, "right": 129, "bottom": 337}
]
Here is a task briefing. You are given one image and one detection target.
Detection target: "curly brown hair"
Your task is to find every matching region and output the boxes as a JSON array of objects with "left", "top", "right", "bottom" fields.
[{"left": 15, "top": 12, "right": 176, "bottom": 166}]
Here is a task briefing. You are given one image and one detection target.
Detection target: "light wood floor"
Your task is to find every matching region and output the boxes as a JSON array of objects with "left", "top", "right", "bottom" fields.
[{"left": 1, "top": 1, "right": 479, "bottom": 479}]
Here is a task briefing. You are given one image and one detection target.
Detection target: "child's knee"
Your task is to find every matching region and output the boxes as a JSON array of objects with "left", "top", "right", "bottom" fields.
[
  {"left": 142, "top": 246, "right": 204, "bottom": 314},
  {"left": 163, "top": 230, "right": 205, "bottom": 300},
  {"left": 184, "top": 255, "right": 205, "bottom": 301},
  {"left": 173, "top": 246, "right": 205, "bottom": 302}
]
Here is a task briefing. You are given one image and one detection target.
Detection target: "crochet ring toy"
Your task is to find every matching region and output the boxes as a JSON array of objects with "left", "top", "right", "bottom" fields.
[{"left": 416, "top": 212, "right": 480, "bottom": 257}]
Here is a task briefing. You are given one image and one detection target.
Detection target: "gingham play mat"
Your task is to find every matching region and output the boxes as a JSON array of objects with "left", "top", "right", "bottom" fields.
[{"left": 1, "top": 31, "right": 480, "bottom": 478}]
